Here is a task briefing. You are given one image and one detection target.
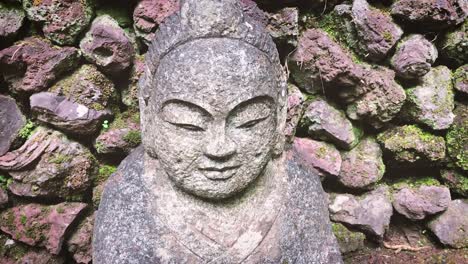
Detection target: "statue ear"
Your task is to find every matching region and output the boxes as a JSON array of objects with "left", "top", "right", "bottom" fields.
[{"left": 272, "top": 70, "right": 288, "bottom": 157}]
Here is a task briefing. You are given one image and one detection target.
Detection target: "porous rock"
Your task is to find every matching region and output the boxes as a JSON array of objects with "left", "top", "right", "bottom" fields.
[
  {"left": 428, "top": 199, "right": 468, "bottom": 248},
  {"left": 0, "top": 2, "right": 25, "bottom": 41},
  {"left": 80, "top": 15, "right": 136, "bottom": 76},
  {"left": 0, "top": 37, "right": 80, "bottom": 93},
  {"left": 285, "top": 84, "right": 305, "bottom": 142},
  {"left": 22, "top": 0, "right": 94, "bottom": 45},
  {"left": 446, "top": 103, "right": 468, "bottom": 171},
  {"left": 438, "top": 20, "right": 467, "bottom": 67},
  {"left": 0, "top": 95, "right": 26, "bottom": 156},
  {"left": 67, "top": 214, "right": 94, "bottom": 264},
  {"left": 301, "top": 97, "right": 361, "bottom": 149},
  {"left": 122, "top": 55, "right": 145, "bottom": 109},
  {"left": 391, "top": 34, "right": 438, "bottom": 79},
  {"left": 31, "top": 92, "right": 112, "bottom": 136},
  {"left": 291, "top": 137, "right": 342, "bottom": 179},
  {"left": 0, "top": 202, "right": 87, "bottom": 254},
  {"left": 329, "top": 186, "right": 393, "bottom": 239},
  {"left": 440, "top": 169, "right": 468, "bottom": 197},
  {"left": 331, "top": 223, "right": 366, "bottom": 254},
  {"left": 393, "top": 185, "right": 451, "bottom": 220},
  {"left": 266, "top": 7, "right": 299, "bottom": 45},
  {"left": 95, "top": 113, "right": 141, "bottom": 155},
  {"left": 0, "top": 233, "right": 65, "bottom": 264},
  {"left": 333, "top": 0, "right": 403, "bottom": 61},
  {"left": 453, "top": 64, "right": 468, "bottom": 95},
  {"left": 377, "top": 125, "right": 446, "bottom": 165},
  {"left": 338, "top": 137, "right": 385, "bottom": 190},
  {"left": 0, "top": 127, "right": 95, "bottom": 200},
  {"left": 403, "top": 66, "right": 455, "bottom": 130},
  {"left": 391, "top": 0, "right": 467, "bottom": 29}
]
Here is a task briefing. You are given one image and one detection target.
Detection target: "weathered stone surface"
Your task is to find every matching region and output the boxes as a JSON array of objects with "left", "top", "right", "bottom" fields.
[
  {"left": 291, "top": 137, "right": 342, "bottom": 179},
  {"left": 302, "top": 97, "right": 361, "bottom": 149},
  {"left": 332, "top": 223, "right": 366, "bottom": 254},
  {"left": 31, "top": 92, "right": 112, "bottom": 136},
  {"left": 266, "top": 7, "right": 298, "bottom": 45},
  {"left": 439, "top": 20, "right": 467, "bottom": 66},
  {"left": 95, "top": 1, "right": 342, "bottom": 262},
  {"left": 346, "top": 66, "right": 406, "bottom": 128},
  {"left": 403, "top": 66, "right": 455, "bottom": 130},
  {"left": 0, "top": 188, "right": 8, "bottom": 208},
  {"left": 133, "top": 0, "right": 180, "bottom": 45},
  {"left": 0, "top": 233, "right": 65, "bottom": 264},
  {"left": 391, "top": 34, "right": 438, "bottom": 79},
  {"left": 446, "top": 103, "right": 468, "bottom": 171},
  {"left": 391, "top": 0, "right": 467, "bottom": 29},
  {"left": 393, "top": 185, "right": 451, "bottom": 220},
  {"left": 0, "top": 37, "right": 81, "bottom": 93},
  {"left": 334, "top": 0, "right": 403, "bottom": 61},
  {"left": 338, "top": 137, "right": 385, "bottom": 190},
  {"left": 22, "top": 0, "right": 94, "bottom": 45},
  {"left": 0, "top": 95, "right": 26, "bottom": 156},
  {"left": 67, "top": 214, "right": 94, "bottom": 264},
  {"left": 377, "top": 125, "right": 446, "bottom": 165},
  {"left": 122, "top": 55, "right": 145, "bottom": 109},
  {"left": 285, "top": 84, "right": 305, "bottom": 142},
  {"left": 0, "top": 127, "right": 95, "bottom": 200},
  {"left": 80, "top": 15, "right": 136, "bottom": 75},
  {"left": 95, "top": 112, "right": 141, "bottom": 155},
  {"left": 289, "top": 28, "right": 361, "bottom": 94},
  {"left": 428, "top": 199, "right": 468, "bottom": 248},
  {"left": 0, "top": 202, "right": 87, "bottom": 254},
  {"left": 329, "top": 186, "right": 393, "bottom": 239},
  {"left": 441, "top": 169, "right": 468, "bottom": 197},
  {"left": 453, "top": 64, "right": 468, "bottom": 95},
  {"left": 0, "top": 2, "right": 25, "bottom": 41}
]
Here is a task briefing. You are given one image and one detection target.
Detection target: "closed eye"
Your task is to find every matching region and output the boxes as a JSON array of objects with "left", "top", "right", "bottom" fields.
[
  {"left": 237, "top": 117, "right": 267, "bottom": 129},
  {"left": 170, "top": 122, "right": 205, "bottom": 132}
]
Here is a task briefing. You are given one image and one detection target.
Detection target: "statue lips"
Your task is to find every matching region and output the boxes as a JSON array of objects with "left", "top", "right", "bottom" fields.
[{"left": 199, "top": 165, "right": 241, "bottom": 180}]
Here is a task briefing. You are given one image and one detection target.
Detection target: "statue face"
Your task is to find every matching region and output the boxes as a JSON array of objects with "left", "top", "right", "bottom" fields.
[{"left": 144, "top": 38, "right": 280, "bottom": 199}]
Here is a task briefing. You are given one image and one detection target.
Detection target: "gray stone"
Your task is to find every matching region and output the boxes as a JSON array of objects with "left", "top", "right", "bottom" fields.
[
  {"left": 0, "top": 2, "right": 25, "bottom": 41},
  {"left": 302, "top": 97, "right": 361, "bottom": 150},
  {"left": 80, "top": 15, "right": 136, "bottom": 76},
  {"left": 266, "top": 7, "right": 299, "bottom": 45},
  {"left": 285, "top": 84, "right": 305, "bottom": 142},
  {"left": 329, "top": 186, "right": 393, "bottom": 240},
  {"left": 453, "top": 65, "right": 468, "bottom": 95},
  {"left": 403, "top": 66, "right": 455, "bottom": 130},
  {"left": 391, "top": 34, "right": 438, "bottom": 79},
  {"left": 338, "top": 137, "right": 385, "bottom": 190},
  {"left": 428, "top": 199, "right": 468, "bottom": 248},
  {"left": 94, "top": 0, "right": 342, "bottom": 262},
  {"left": 0, "top": 95, "right": 26, "bottom": 156},
  {"left": 393, "top": 185, "right": 451, "bottom": 220},
  {"left": 331, "top": 223, "right": 366, "bottom": 254}
]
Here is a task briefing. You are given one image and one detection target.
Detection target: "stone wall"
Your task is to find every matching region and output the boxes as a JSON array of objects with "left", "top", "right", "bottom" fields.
[{"left": 0, "top": 0, "right": 466, "bottom": 263}]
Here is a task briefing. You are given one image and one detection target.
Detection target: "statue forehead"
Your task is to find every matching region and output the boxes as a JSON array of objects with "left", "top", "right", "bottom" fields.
[{"left": 152, "top": 38, "right": 278, "bottom": 111}]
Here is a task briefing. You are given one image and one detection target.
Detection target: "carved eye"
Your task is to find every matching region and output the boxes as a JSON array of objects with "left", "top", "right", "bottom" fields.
[
  {"left": 171, "top": 122, "right": 205, "bottom": 132},
  {"left": 237, "top": 117, "right": 267, "bottom": 129}
]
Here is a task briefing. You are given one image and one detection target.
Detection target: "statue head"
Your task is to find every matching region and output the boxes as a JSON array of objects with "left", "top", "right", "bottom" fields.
[{"left": 139, "top": 0, "right": 287, "bottom": 200}]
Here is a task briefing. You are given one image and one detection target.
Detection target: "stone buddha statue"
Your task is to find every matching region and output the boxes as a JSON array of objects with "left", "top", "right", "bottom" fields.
[{"left": 93, "top": 0, "right": 342, "bottom": 263}]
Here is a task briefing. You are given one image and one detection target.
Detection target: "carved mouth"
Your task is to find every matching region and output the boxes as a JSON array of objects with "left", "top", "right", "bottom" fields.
[{"left": 199, "top": 165, "right": 240, "bottom": 180}]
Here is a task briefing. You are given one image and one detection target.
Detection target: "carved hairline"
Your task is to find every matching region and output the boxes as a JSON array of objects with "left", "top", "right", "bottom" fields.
[{"left": 139, "top": 2, "right": 287, "bottom": 107}]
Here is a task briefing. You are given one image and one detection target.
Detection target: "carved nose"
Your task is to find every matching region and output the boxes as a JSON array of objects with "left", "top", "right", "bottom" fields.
[{"left": 204, "top": 130, "right": 237, "bottom": 160}]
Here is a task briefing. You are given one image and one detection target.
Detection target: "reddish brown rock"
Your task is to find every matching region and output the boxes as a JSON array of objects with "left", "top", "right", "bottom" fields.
[
  {"left": 95, "top": 113, "right": 141, "bottom": 155},
  {"left": 0, "top": 233, "right": 65, "bottom": 264},
  {"left": 0, "top": 37, "right": 80, "bottom": 93},
  {"left": 441, "top": 169, "right": 468, "bottom": 197},
  {"left": 80, "top": 15, "right": 136, "bottom": 75},
  {"left": 133, "top": 0, "right": 180, "bottom": 44},
  {"left": 302, "top": 97, "right": 362, "bottom": 150},
  {"left": 67, "top": 214, "right": 94, "bottom": 264},
  {"left": 122, "top": 55, "right": 145, "bottom": 109},
  {"left": 391, "top": 34, "right": 438, "bottom": 79},
  {"left": 338, "top": 137, "right": 385, "bottom": 190},
  {"left": 391, "top": 0, "right": 467, "bottom": 29},
  {"left": 0, "top": 127, "right": 96, "bottom": 200},
  {"left": 0, "top": 95, "right": 26, "bottom": 156},
  {"left": 285, "top": 84, "right": 305, "bottom": 142},
  {"left": 0, "top": 2, "right": 25, "bottom": 41},
  {"left": 0, "top": 202, "right": 87, "bottom": 254},
  {"left": 291, "top": 137, "right": 342, "bottom": 179},
  {"left": 0, "top": 188, "right": 8, "bottom": 208},
  {"left": 428, "top": 199, "right": 468, "bottom": 248},
  {"left": 22, "top": 0, "right": 94, "bottom": 45},
  {"left": 393, "top": 185, "right": 451, "bottom": 220}
]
